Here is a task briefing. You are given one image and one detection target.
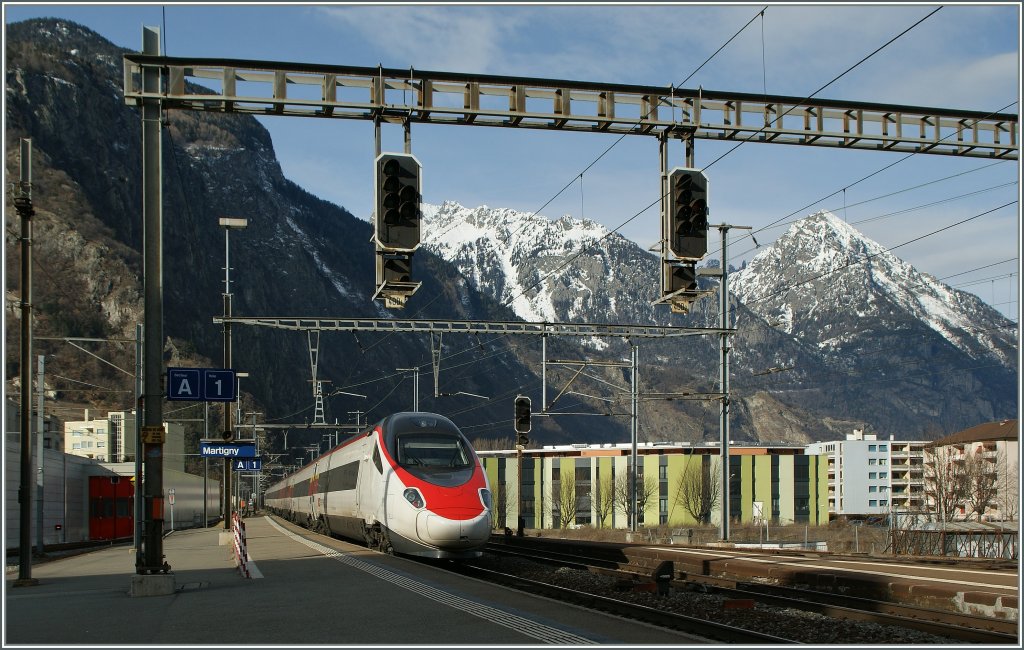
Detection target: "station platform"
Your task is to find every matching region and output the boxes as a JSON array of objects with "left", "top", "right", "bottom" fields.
[{"left": 4, "top": 515, "right": 706, "bottom": 646}]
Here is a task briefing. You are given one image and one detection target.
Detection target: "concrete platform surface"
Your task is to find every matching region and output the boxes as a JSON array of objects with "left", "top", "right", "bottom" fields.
[{"left": 5, "top": 515, "right": 707, "bottom": 646}]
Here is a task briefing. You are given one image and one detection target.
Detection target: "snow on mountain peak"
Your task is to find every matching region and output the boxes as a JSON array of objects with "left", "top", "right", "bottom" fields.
[
  {"left": 732, "top": 211, "right": 1013, "bottom": 363},
  {"left": 421, "top": 202, "right": 652, "bottom": 326}
]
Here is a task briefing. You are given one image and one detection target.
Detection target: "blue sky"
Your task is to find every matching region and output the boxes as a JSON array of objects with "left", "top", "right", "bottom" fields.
[{"left": 4, "top": 2, "right": 1021, "bottom": 320}]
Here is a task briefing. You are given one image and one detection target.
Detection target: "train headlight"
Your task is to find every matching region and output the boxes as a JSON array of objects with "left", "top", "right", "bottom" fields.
[
  {"left": 479, "top": 488, "right": 493, "bottom": 511},
  {"left": 403, "top": 488, "right": 425, "bottom": 509}
]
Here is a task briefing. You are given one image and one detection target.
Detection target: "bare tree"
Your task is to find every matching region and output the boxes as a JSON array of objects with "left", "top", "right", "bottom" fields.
[
  {"left": 963, "top": 445, "right": 1002, "bottom": 521},
  {"left": 674, "top": 458, "right": 720, "bottom": 524},
  {"left": 614, "top": 470, "right": 658, "bottom": 528},
  {"left": 492, "top": 480, "right": 516, "bottom": 530},
  {"left": 556, "top": 478, "right": 578, "bottom": 528},
  {"left": 592, "top": 474, "right": 615, "bottom": 528},
  {"left": 924, "top": 445, "right": 970, "bottom": 522}
]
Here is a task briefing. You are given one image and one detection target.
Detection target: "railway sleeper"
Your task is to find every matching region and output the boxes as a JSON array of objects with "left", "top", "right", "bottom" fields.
[{"left": 588, "top": 560, "right": 675, "bottom": 596}]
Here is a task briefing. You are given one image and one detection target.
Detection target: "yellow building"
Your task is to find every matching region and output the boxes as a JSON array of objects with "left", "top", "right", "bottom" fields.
[{"left": 479, "top": 441, "right": 828, "bottom": 531}]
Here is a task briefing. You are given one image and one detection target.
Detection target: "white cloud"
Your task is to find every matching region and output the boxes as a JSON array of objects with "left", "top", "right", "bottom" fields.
[{"left": 315, "top": 5, "right": 527, "bottom": 72}]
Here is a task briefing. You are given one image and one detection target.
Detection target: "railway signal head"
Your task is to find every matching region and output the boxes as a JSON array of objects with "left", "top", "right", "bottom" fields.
[
  {"left": 514, "top": 395, "right": 531, "bottom": 435},
  {"left": 221, "top": 429, "right": 234, "bottom": 442},
  {"left": 667, "top": 167, "right": 709, "bottom": 260},
  {"left": 375, "top": 153, "right": 422, "bottom": 252}
]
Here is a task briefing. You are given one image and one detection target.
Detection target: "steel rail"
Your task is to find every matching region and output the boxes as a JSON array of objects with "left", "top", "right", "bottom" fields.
[
  {"left": 712, "top": 581, "right": 1018, "bottom": 644},
  {"left": 451, "top": 562, "right": 799, "bottom": 644}
]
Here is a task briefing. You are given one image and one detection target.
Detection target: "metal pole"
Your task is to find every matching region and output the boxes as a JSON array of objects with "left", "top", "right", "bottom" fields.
[
  {"left": 140, "top": 25, "right": 167, "bottom": 574},
  {"left": 719, "top": 225, "right": 731, "bottom": 542},
  {"left": 203, "top": 402, "right": 208, "bottom": 526},
  {"left": 134, "top": 323, "right": 143, "bottom": 555},
  {"left": 630, "top": 344, "right": 638, "bottom": 533},
  {"left": 15, "top": 137, "right": 37, "bottom": 586},
  {"left": 35, "top": 356, "right": 45, "bottom": 553},
  {"left": 222, "top": 226, "right": 233, "bottom": 530},
  {"left": 413, "top": 368, "right": 419, "bottom": 411},
  {"left": 541, "top": 332, "right": 547, "bottom": 411}
]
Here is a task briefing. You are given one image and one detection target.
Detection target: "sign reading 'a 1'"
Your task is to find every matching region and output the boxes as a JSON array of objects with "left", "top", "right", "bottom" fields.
[{"left": 167, "top": 367, "right": 237, "bottom": 402}]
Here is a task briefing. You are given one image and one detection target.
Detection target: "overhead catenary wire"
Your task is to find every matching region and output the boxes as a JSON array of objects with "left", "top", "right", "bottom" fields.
[{"left": 501, "top": 6, "right": 943, "bottom": 313}]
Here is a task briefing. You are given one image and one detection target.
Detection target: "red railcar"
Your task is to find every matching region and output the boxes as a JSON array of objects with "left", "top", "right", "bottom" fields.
[{"left": 88, "top": 476, "right": 134, "bottom": 540}]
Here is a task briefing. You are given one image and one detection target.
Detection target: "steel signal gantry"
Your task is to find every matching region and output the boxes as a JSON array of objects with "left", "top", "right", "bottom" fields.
[{"left": 122, "top": 56, "right": 1017, "bottom": 160}]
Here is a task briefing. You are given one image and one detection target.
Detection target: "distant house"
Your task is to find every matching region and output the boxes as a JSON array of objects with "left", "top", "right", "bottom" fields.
[{"left": 924, "top": 419, "right": 1019, "bottom": 523}]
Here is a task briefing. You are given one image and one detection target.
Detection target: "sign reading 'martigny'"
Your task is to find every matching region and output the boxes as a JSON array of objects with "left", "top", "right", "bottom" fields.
[{"left": 201, "top": 442, "right": 257, "bottom": 458}]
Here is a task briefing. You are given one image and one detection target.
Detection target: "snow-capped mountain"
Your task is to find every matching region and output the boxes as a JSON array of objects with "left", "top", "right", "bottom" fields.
[
  {"left": 421, "top": 203, "right": 1018, "bottom": 440},
  {"left": 422, "top": 201, "right": 669, "bottom": 327},
  {"left": 730, "top": 211, "right": 1016, "bottom": 367}
]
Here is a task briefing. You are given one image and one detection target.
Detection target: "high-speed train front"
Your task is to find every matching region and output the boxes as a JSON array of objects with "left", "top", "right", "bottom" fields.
[{"left": 370, "top": 412, "right": 492, "bottom": 558}]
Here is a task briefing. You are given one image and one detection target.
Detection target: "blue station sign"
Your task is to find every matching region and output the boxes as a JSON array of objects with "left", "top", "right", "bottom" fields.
[
  {"left": 167, "top": 367, "right": 237, "bottom": 402},
  {"left": 200, "top": 442, "right": 256, "bottom": 458},
  {"left": 233, "top": 459, "right": 262, "bottom": 472}
]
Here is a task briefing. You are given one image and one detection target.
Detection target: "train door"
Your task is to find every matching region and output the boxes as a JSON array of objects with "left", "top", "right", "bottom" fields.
[
  {"left": 359, "top": 438, "right": 383, "bottom": 523},
  {"left": 89, "top": 475, "right": 134, "bottom": 540}
]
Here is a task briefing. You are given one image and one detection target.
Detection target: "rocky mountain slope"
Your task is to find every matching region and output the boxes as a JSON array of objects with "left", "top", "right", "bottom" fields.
[
  {"left": 421, "top": 203, "right": 1018, "bottom": 440},
  {"left": 4, "top": 19, "right": 622, "bottom": 453},
  {"left": 5, "top": 19, "right": 1016, "bottom": 451}
]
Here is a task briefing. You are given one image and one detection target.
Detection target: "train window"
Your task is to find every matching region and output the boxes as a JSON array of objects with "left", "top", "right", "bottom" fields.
[
  {"left": 372, "top": 445, "right": 383, "bottom": 474},
  {"left": 396, "top": 434, "right": 471, "bottom": 469}
]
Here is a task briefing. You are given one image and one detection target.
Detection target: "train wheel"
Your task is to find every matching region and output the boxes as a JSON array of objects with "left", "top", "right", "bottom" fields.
[{"left": 380, "top": 529, "right": 394, "bottom": 555}]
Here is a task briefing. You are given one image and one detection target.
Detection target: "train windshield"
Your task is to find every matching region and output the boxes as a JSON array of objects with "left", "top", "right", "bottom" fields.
[{"left": 396, "top": 434, "right": 472, "bottom": 469}]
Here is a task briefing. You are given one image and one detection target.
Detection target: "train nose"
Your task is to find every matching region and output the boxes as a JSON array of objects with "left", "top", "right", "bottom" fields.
[{"left": 417, "top": 511, "right": 491, "bottom": 547}]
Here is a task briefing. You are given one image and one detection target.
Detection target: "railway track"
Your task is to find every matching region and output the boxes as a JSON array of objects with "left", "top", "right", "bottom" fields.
[
  {"left": 480, "top": 539, "right": 1018, "bottom": 645},
  {"left": 448, "top": 561, "right": 797, "bottom": 644}
]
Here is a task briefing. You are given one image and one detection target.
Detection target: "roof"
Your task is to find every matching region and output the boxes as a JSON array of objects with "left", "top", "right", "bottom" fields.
[{"left": 928, "top": 419, "right": 1018, "bottom": 448}]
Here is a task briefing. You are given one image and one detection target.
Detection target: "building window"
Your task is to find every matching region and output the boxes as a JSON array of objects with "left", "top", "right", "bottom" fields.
[
  {"left": 869, "top": 472, "right": 877, "bottom": 479},
  {"left": 97, "top": 441, "right": 106, "bottom": 448},
  {"left": 869, "top": 444, "right": 877, "bottom": 451},
  {"left": 879, "top": 500, "right": 888, "bottom": 507},
  {"left": 879, "top": 472, "right": 887, "bottom": 479},
  {"left": 869, "top": 500, "right": 878, "bottom": 507},
  {"left": 658, "top": 465, "right": 667, "bottom": 480},
  {"left": 868, "top": 458, "right": 877, "bottom": 466},
  {"left": 72, "top": 443, "right": 82, "bottom": 450},
  {"left": 869, "top": 486, "right": 877, "bottom": 493},
  {"left": 879, "top": 445, "right": 888, "bottom": 452},
  {"left": 878, "top": 459, "right": 887, "bottom": 466}
]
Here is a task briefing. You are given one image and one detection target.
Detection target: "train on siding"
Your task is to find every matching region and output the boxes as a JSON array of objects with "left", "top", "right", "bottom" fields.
[{"left": 264, "top": 412, "right": 493, "bottom": 559}]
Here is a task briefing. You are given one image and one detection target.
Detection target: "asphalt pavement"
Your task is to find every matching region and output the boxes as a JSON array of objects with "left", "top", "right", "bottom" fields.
[{"left": 4, "top": 515, "right": 708, "bottom": 646}]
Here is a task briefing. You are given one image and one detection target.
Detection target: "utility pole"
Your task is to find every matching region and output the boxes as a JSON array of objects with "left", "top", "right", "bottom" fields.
[
  {"left": 397, "top": 367, "right": 420, "bottom": 411},
  {"left": 35, "top": 356, "right": 45, "bottom": 555},
  {"left": 630, "top": 344, "right": 638, "bottom": 533},
  {"left": 348, "top": 411, "right": 364, "bottom": 430},
  {"left": 133, "top": 323, "right": 143, "bottom": 550},
  {"left": 219, "top": 217, "right": 247, "bottom": 531},
  {"left": 713, "top": 223, "right": 750, "bottom": 543},
  {"left": 15, "top": 137, "right": 37, "bottom": 588}
]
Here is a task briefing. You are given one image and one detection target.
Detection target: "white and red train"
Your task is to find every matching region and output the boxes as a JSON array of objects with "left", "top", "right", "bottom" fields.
[{"left": 264, "top": 412, "right": 493, "bottom": 559}]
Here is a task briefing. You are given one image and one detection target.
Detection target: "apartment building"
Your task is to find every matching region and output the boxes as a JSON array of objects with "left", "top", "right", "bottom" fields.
[
  {"left": 63, "top": 410, "right": 185, "bottom": 471},
  {"left": 806, "top": 429, "right": 928, "bottom": 518},
  {"left": 925, "top": 419, "right": 1019, "bottom": 522}
]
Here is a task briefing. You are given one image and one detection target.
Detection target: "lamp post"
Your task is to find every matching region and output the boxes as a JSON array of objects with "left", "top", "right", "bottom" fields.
[{"left": 219, "top": 217, "right": 247, "bottom": 530}]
